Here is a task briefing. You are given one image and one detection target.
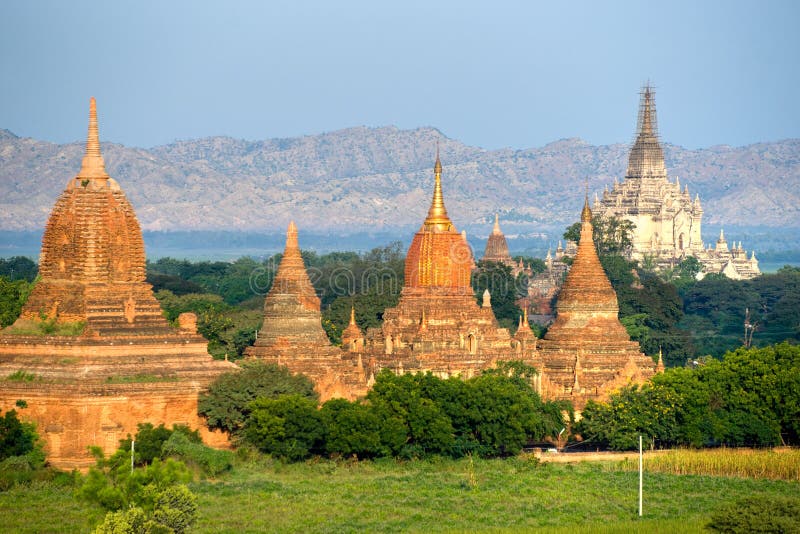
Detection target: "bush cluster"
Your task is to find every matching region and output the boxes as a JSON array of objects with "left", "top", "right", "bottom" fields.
[
  {"left": 577, "top": 343, "right": 800, "bottom": 449},
  {"left": 232, "top": 362, "right": 568, "bottom": 461},
  {"left": 77, "top": 423, "right": 229, "bottom": 532}
]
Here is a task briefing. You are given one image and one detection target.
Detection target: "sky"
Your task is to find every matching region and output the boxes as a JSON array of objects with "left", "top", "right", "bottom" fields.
[{"left": 1, "top": 0, "right": 798, "bottom": 150}]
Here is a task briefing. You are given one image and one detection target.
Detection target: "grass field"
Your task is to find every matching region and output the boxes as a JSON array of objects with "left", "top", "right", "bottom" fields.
[{"left": 1, "top": 452, "right": 798, "bottom": 533}]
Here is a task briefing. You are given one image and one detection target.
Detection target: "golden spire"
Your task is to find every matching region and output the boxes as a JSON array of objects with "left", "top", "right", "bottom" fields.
[
  {"left": 349, "top": 305, "right": 356, "bottom": 326},
  {"left": 492, "top": 213, "right": 501, "bottom": 235},
  {"left": 423, "top": 146, "right": 453, "bottom": 231},
  {"left": 77, "top": 97, "right": 109, "bottom": 180},
  {"left": 581, "top": 191, "right": 592, "bottom": 223}
]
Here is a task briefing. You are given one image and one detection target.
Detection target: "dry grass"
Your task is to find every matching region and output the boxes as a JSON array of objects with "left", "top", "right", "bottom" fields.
[{"left": 614, "top": 448, "right": 800, "bottom": 481}]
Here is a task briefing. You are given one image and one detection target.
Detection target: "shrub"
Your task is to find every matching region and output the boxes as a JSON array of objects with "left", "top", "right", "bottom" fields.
[
  {"left": 320, "top": 398, "right": 386, "bottom": 458},
  {"left": 0, "top": 409, "right": 42, "bottom": 462},
  {"left": 199, "top": 361, "right": 317, "bottom": 436},
  {"left": 161, "top": 431, "right": 233, "bottom": 476},
  {"left": 707, "top": 495, "right": 800, "bottom": 533},
  {"left": 117, "top": 423, "right": 201, "bottom": 467},
  {"left": 244, "top": 395, "right": 324, "bottom": 460}
]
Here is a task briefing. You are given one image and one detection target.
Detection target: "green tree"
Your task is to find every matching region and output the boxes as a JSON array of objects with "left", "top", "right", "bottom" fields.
[
  {"left": 0, "top": 256, "right": 38, "bottom": 282},
  {"left": 576, "top": 343, "right": 800, "bottom": 449},
  {"left": 0, "top": 277, "right": 34, "bottom": 327},
  {"left": 563, "top": 215, "right": 635, "bottom": 256},
  {"left": 0, "top": 409, "right": 42, "bottom": 462},
  {"left": 198, "top": 362, "right": 317, "bottom": 437},
  {"left": 244, "top": 394, "right": 324, "bottom": 460},
  {"left": 471, "top": 260, "right": 523, "bottom": 330},
  {"left": 319, "top": 398, "right": 387, "bottom": 458}
]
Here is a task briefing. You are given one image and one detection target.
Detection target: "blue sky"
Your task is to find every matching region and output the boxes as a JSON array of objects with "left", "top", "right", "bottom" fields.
[{"left": 1, "top": 0, "right": 798, "bottom": 149}]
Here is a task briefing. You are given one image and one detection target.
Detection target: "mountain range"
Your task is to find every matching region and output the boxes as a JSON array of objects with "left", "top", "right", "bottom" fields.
[{"left": 1, "top": 127, "right": 798, "bottom": 238}]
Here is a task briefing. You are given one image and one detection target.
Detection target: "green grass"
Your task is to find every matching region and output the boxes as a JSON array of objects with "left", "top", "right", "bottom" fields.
[
  {"left": 5, "top": 370, "right": 37, "bottom": 382},
  {"left": 3, "top": 319, "right": 86, "bottom": 337},
  {"left": 1, "top": 456, "right": 797, "bottom": 533}
]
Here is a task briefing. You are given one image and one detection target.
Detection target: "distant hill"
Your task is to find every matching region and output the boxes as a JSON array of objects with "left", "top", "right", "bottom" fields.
[{"left": 1, "top": 127, "right": 798, "bottom": 237}]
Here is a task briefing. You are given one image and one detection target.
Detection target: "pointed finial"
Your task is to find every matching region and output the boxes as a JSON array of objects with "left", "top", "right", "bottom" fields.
[
  {"left": 492, "top": 213, "right": 501, "bottom": 235},
  {"left": 482, "top": 288, "right": 491, "bottom": 308},
  {"left": 657, "top": 347, "right": 665, "bottom": 372},
  {"left": 349, "top": 305, "right": 356, "bottom": 326},
  {"left": 434, "top": 141, "right": 442, "bottom": 175},
  {"left": 285, "top": 221, "right": 300, "bottom": 253},
  {"left": 581, "top": 193, "right": 592, "bottom": 223},
  {"left": 640, "top": 85, "right": 655, "bottom": 136},
  {"left": 77, "top": 97, "right": 109, "bottom": 180}
]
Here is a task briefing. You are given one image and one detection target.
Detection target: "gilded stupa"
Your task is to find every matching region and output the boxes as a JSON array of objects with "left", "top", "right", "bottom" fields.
[
  {"left": 356, "top": 151, "right": 534, "bottom": 377},
  {"left": 245, "top": 222, "right": 366, "bottom": 400},
  {"left": 536, "top": 197, "right": 659, "bottom": 411},
  {"left": 595, "top": 85, "right": 760, "bottom": 280},
  {"left": 0, "top": 99, "right": 236, "bottom": 469}
]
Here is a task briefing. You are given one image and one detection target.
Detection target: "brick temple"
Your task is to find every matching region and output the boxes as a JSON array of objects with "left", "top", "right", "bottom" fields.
[
  {"left": 536, "top": 197, "right": 662, "bottom": 411},
  {"left": 244, "top": 221, "right": 366, "bottom": 400},
  {"left": 246, "top": 153, "right": 659, "bottom": 410},
  {"left": 354, "top": 153, "right": 537, "bottom": 377},
  {"left": 0, "top": 99, "right": 235, "bottom": 469}
]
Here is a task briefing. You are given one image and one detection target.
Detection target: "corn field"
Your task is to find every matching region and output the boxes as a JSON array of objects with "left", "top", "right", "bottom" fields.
[{"left": 615, "top": 448, "right": 800, "bottom": 481}]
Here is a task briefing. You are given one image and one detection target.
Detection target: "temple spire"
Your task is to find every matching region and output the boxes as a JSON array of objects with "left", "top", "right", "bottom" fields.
[
  {"left": 492, "top": 213, "right": 501, "bottom": 235},
  {"left": 286, "top": 221, "right": 300, "bottom": 255},
  {"left": 640, "top": 86, "right": 655, "bottom": 136},
  {"left": 423, "top": 146, "right": 453, "bottom": 231},
  {"left": 349, "top": 305, "right": 356, "bottom": 326},
  {"left": 626, "top": 84, "right": 667, "bottom": 180},
  {"left": 77, "top": 97, "right": 109, "bottom": 180},
  {"left": 581, "top": 191, "right": 592, "bottom": 223}
]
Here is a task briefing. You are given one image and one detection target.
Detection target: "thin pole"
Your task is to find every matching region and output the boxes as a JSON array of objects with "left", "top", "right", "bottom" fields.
[
  {"left": 638, "top": 435, "right": 643, "bottom": 517},
  {"left": 131, "top": 440, "right": 135, "bottom": 473}
]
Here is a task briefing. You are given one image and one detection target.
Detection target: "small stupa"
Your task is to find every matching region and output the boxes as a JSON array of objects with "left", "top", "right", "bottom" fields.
[{"left": 245, "top": 222, "right": 366, "bottom": 400}]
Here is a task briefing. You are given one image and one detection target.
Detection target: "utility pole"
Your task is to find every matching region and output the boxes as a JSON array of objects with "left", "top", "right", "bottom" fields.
[{"left": 638, "top": 435, "right": 643, "bottom": 517}]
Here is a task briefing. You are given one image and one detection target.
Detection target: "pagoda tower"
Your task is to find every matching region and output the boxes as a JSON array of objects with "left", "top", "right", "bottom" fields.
[
  {"left": 536, "top": 197, "right": 658, "bottom": 411},
  {"left": 0, "top": 98, "right": 235, "bottom": 469},
  {"left": 596, "top": 85, "right": 759, "bottom": 279},
  {"left": 361, "top": 152, "right": 533, "bottom": 377},
  {"left": 245, "top": 222, "right": 366, "bottom": 400},
  {"left": 483, "top": 214, "right": 512, "bottom": 264}
]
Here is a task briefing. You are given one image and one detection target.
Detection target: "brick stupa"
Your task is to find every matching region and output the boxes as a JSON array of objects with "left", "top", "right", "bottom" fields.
[
  {"left": 244, "top": 222, "right": 366, "bottom": 400},
  {"left": 356, "top": 152, "right": 535, "bottom": 377},
  {"left": 483, "top": 214, "right": 512, "bottom": 265},
  {"left": 536, "top": 197, "right": 659, "bottom": 412},
  {"left": 0, "top": 99, "right": 236, "bottom": 469}
]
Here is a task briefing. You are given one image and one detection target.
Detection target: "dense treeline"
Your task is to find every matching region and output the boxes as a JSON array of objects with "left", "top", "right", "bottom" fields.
[
  {"left": 2, "top": 236, "right": 799, "bottom": 362},
  {"left": 577, "top": 343, "right": 800, "bottom": 449},
  {"left": 200, "top": 361, "right": 567, "bottom": 461}
]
